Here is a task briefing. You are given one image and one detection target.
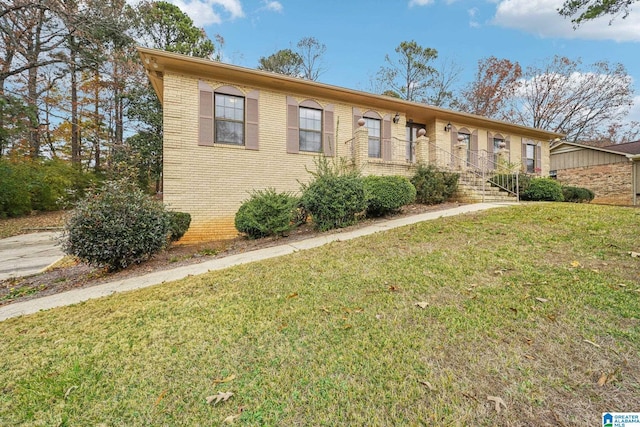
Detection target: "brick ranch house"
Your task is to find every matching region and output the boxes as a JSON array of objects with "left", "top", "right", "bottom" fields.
[
  {"left": 550, "top": 141, "right": 640, "bottom": 206},
  {"left": 137, "top": 47, "right": 563, "bottom": 241}
]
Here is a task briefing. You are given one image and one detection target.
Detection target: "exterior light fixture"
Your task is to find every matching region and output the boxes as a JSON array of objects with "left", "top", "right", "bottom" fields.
[
  {"left": 444, "top": 122, "right": 452, "bottom": 132},
  {"left": 393, "top": 113, "right": 400, "bottom": 124}
]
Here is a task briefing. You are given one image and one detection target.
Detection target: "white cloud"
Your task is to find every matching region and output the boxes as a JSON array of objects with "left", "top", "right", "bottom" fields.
[
  {"left": 493, "top": 0, "right": 640, "bottom": 42},
  {"left": 260, "top": 0, "right": 283, "bottom": 13},
  {"left": 468, "top": 7, "right": 480, "bottom": 28},
  {"left": 160, "top": 0, "right": 244, "bottom": 27},
  {"left": 409, "top": 0, "right": 434, "bottom": 7}
]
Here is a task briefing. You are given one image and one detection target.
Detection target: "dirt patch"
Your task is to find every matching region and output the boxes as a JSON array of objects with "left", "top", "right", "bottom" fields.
[{"left": 0, "top": 202, "right": 464, "bottom": 306}]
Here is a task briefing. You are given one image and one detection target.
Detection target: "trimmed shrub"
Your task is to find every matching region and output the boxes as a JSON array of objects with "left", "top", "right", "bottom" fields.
[
  {"left": 363, "top": 175, "right": 416, "bottom": 217},
  {"left": 167, "top": 211, "right": 192, "bottom": 242},
  {"left": 300, "top": 157, "right": 366, "bottom": 231},
  {"left": 562, "top": 186, "right": 595, "bottom": 203},
  {"left": 235, "top": 188, "right": 299, "bottom": 239},
  {"left": 410, "top": 164, "right": 459, "bottom": 205},
  {"left": 521, "top": 178, "right": 564, "bottom": 201},
  {"left": 62, "top": 179, "right": 171, "bottom": 271}
]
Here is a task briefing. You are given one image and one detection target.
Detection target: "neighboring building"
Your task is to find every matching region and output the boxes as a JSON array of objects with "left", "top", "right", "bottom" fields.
[
  {"left": 138, "top": 47, "right": 563, "bottom": 241},
  {"left": 550, "top": 141, "right": 640, "bottom": 206}
]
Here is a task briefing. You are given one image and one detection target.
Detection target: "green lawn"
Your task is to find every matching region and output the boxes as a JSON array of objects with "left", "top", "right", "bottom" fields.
[{"left": 1, "top": 203, "right": 639, "bottom": 426}]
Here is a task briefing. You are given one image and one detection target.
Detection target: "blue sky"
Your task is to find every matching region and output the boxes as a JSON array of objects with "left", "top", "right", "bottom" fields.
[{"left": 161, "top": 0, "right": 640, "bottom": 124}]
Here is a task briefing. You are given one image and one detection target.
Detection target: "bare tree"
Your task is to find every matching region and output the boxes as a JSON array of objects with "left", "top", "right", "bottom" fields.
[
  {"left": 460, "top": 56, "right": 522, "bottom": 118},
  {"left": 507, "top": 56, "right": 634, "bottom": 141},
  {"left": 427, "top": 57, "right": 463, "bottom": 109},
  {"left": 296, "top": 37, "right": 326, "bottom": 81}
]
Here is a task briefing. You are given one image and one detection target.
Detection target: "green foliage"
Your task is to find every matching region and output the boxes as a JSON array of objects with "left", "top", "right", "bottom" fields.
[
  {"left": 167, "top": 211, "right": 191, "bottom": 242},
  {"left": 558, "top": 0, "right": 636, "bottom": 25},
  {"left": 521, "top": 178, "right": 565, "bottom": 202},
  {"left": 376, "top": 40, "right": 438, "bottom": 102},
  {"left": 410, "top": 164, "right": 459, "bottom": 205},
  {"left": 235, "top": 188, "right": 299, "bottom": 239},
  {"left": 0, "top": 159, "right": 94, "bottom": 218},
  {"left": 257, "top": 48, "right": 303, "bottom": 76},
  {"left": 488, "top": 173, "right": 532, "bottom": 194},
  {"left": 62, "top": 179, "right": 171, "bottom": 271},
  {"left": 300, "top": 157, "right": 366, "bottom": 231},
  {"left": 363, "top": 175, "right": 416, "bottom": 217},
  {"left": 562, "top": 186, "right": 595, "bottom": 203},
  {"left": 0, "top": 160, "right": 32, "bottom": 218}
]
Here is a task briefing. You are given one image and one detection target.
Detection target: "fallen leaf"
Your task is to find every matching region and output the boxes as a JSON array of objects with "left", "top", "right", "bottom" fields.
[
  {"left": 487, "top": 395, "right": 507, "bottom": 413},
  {"left": 415, "top": 301, "right": 429, "bottom": 309},
  {"left": 547, "top": 314, "right": 557, "bottom": 322},
  {"left": 617, "top": 283, "right": 627, "bottom": 288},
  {"left": 320, "top": 307, "right": 331, "bottom": 314},
  {"left": 223, "top": 414, "right": 240, "bottom": 424},
  {"left": 287, "top": 292, "right": 298, "bottom": 299},
  {"left": 388, "top": 285, "right": 400, "bottom": 292},
  {"left": 535, "top": 297, "right": 549, "bottom": 303},
  {"left": 213, "top": 374, "right": 236, "bottom": 384},
  {"left": 509, "top": 307, "right": 518, "bottom": 314},
  {"left": 583, "top": 339, "right": 601, "bottom": 348},
  {"left": 64, "top": 385, "right": 78, "bottom": 400},
  {"left": 630, "top": 251, "right": 640, "bottom": 258},
  {"left": 597, "top": 373, "right": 608, "bottom": 387},
  {"left": 570, "top": 260, "right": 581, "bottom": 267},
  {"left": 524, "top": 354, "right": 536, "bottom": 360},
  {"left": 206, "top": 391, "right": 234, "bottom": 405},
  {"left": 418, "top": 380, "right": 435, "bottom": 391},
  {"left": 154, "top": 389, "right": 167, "bottom": 406}
]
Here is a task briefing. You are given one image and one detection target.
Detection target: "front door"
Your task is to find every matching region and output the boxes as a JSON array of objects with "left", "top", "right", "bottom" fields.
[{"left": 406, "top": 122, "right": 425, "bottom": 163}]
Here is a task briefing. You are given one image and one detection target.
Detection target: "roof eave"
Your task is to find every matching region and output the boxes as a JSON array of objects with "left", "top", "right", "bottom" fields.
[{"left": 137, "top": 46, "right": 564, "bottom": 141}]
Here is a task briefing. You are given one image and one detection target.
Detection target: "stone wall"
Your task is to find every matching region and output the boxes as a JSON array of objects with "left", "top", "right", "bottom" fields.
[{"left": 556, "top": 162, "right": 633, "bottom": 205}]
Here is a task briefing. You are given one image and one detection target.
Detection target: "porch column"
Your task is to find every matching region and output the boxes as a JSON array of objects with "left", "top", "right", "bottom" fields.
[
  {"left": 496, "top": 141, "right": 511, "bottom": 173},
  {"left": 455, "top": 136, "right": 467, "bottom": 171},
  {"left": 354, "top": 118, "right": 368, "bottom": 170},
  {"left": 415, "top": 129, "right": 429, "bottom": 164}
]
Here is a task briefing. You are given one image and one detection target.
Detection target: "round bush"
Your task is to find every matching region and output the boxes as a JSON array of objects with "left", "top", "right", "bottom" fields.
[
  {"left": 62, "top": 180, "right": 171, "bottom": 271},
  {"left": 521, "top": 178, "right": 564, "bottom": 201},
  {"left": 410, "top": 164, "right": 459, "bottom": 205},
  {"left": 0, "top": 160, "right": 31, "bottom": 218},
  {"left": 167, "top": 211, "right": 192, "bottom": 242},
  {"left": 562, "top": 186, "right": 595, "bottom": 203},
  {"left": 301, "top": 174, "right": 366, "bottom": 231},
  {"left": 235, "top": 188, "right": 299, "bottom": 239},
  {"left": 363, "top": 175, "right": 416, "bottom": 217}
]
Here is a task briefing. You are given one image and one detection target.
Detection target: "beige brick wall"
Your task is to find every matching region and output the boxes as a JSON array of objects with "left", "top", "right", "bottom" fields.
[
  {"left": 163, "top": 73, "right": 553, "bottom": 241},
  {"left": 556, "top": 162, "right": 633, "bottom": 205}
]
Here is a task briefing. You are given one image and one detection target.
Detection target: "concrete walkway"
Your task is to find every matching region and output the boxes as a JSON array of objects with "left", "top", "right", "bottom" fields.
[
  {"left": 0, "top": 232, "right": 64, "bottom": 281},
  {"left": 0, "top": 202, "right": 518, "bottom": 321}
]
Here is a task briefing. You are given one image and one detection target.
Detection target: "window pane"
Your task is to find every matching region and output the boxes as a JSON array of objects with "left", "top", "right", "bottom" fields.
[
  {"left": 215, "top": 94, "right": 244, "bottom": 120},
  {"left": 300, "top": 130, "right": 322, "bottom": 152},
  {"left": 493, "top": 138, "right": 504, "bottom": 151},
  {"left": 526, "top": 159, "right": 535, "bottom": 173},
  {"left": 300, "top": 107, "right": 321, "bottom": 131},
  {"left": 364, "top": 118, "right": 380, "bottom": 138},
  {"left": 368, "top": 137, "right": 381, "bottom": 158},
  {"left": 526, "top": 144, "right": 535, "bottom": 159},
  {"left": 216, "top": 121, "right": 244, "bottom": 145}
]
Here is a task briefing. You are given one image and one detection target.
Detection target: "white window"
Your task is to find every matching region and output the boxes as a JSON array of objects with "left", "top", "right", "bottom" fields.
[
  {"left": 299, "top": 107, "right": 322, "bottom": 152},
  {"left": 365, "top": 117, "right": 381, "bottom": 158}
]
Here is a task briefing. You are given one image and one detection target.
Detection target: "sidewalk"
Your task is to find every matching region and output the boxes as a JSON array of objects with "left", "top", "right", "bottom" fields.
[{"left": 0, "top": 202, "right": 518, "bottom": 321}]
